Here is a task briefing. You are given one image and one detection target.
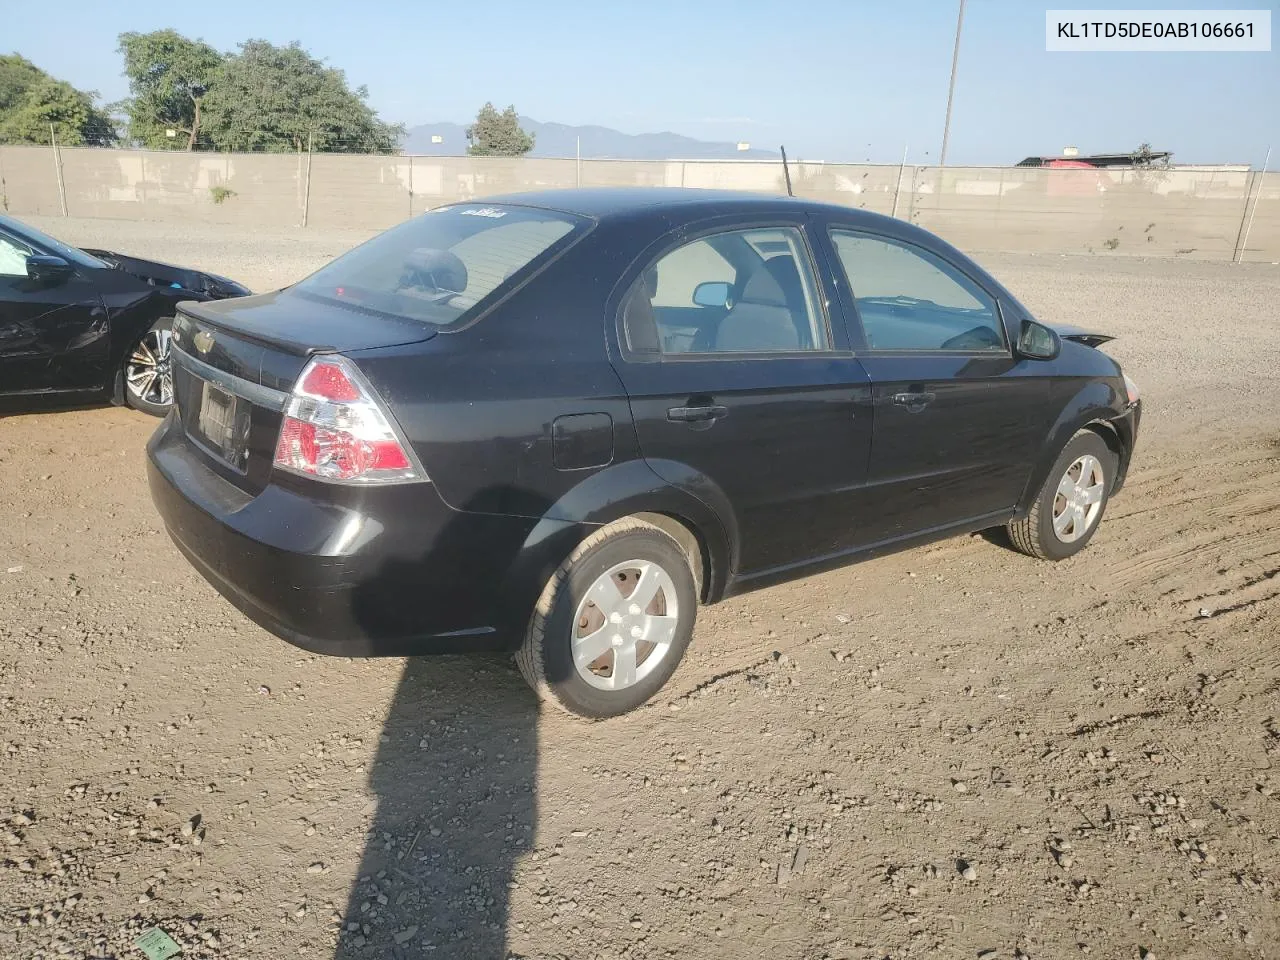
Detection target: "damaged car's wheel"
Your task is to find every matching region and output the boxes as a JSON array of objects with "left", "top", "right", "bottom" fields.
[{"left": 123, "top": 318, "right": 174, "bottom": 416}]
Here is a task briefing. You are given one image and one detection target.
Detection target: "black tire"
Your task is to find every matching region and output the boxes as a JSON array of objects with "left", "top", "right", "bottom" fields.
[
  {"left": 122, "top": 317, "right": 174, "bottom": 417},
  {"left": 1008, "top": 429, "right": 1117, "bottom": 561},
  {"left": 516, "top": 519, "right": 698, "bottom": 719}
]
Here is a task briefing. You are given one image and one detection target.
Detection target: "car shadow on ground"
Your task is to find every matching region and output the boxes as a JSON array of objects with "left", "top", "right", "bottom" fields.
[
  {"left": 331, "top": 654, "right": 538, "bottom": 960},
  {"left": 337, "top": 485, "right": 546, "bottom": 959}
]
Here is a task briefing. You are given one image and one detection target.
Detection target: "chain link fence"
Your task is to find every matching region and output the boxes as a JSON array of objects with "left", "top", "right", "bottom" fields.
[{"left": 1, "top": 145, "right": 1275, "bottom": 261}]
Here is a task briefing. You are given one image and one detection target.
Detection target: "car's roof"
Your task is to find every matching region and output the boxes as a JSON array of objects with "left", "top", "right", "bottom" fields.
[
  {"left": 459, "top": 187, "right": 1014, "bottom": 301},
  {"left": 466, "top": 187, "right": 890, "bottom": 225}
]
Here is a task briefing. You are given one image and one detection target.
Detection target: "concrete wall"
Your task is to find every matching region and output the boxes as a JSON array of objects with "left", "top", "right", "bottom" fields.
[{"left": 1, "top": 146, "right": 1276, "bottom": 262}]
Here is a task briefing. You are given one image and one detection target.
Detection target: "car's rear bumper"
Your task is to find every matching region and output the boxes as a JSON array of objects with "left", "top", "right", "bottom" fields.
[{"left": 146, "top": 414, "right": 562, "bottom": 656}]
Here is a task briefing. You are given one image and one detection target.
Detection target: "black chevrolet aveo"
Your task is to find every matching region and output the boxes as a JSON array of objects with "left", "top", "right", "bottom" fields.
[{"left": 148, "top": 188, "right": 1141, "bottom": 718}]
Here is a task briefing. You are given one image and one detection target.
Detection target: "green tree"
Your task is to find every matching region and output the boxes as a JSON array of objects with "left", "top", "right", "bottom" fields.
[
  {"left": 466, "top": 103, "right": 534, "bottom": 157},
  {"left": 118, "top": 29, "right": 224, "bottom": 150},
  {"left": 201, "top": 40, "right": 401, "bottom": 153},
  {"left": 0, "top": 54, "right": 115, "bottom": 145},
  {"left": 0, "top": 55, "right": 42, "bottom": 116}
]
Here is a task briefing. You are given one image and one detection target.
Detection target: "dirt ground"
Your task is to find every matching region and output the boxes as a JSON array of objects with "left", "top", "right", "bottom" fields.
[{"left": 2, "top": 218, "right": 1279, "bottom": 960}]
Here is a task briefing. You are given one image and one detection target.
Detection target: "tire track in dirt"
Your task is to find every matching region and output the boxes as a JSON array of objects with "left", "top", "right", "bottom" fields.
[{"left": 1106, "top": 450, "right": 1280, "bottom": 600}]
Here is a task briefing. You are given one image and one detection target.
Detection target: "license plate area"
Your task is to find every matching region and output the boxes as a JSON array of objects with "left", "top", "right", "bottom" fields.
[{"left": 194, "top": 380, "right": 250, "bottom": 471}]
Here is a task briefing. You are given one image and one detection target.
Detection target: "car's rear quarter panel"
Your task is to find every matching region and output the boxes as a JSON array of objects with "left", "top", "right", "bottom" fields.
[
  {"left": 349, "top": 215, "right": 742, "bottom": 620},
  {"left": 357, "top": 340, "right": 638, "bottom": 519},
  {"left": 351, "top": 219, "right": 657, "bottom": 522}
]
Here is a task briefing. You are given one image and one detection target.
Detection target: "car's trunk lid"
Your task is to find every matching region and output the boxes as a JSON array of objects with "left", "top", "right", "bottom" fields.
[
  {"left": 170, "top": 289, "right": 436, "bottom": 495},
  {"left": 178, "top": 289, "right": 436, "bottom": 363}
]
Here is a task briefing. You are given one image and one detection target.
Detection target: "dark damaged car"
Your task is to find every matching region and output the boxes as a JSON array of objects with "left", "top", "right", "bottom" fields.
[
  {"left": 148, "top": 189, "right": 1141, "bottom": 718},
  {"left": 0, "top": 214, "right": 250, "bottom": 416}
]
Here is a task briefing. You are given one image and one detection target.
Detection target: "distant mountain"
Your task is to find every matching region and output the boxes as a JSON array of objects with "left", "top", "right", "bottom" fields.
[{"left": 400, "top": 117, "right": 779, "bottom": 161}]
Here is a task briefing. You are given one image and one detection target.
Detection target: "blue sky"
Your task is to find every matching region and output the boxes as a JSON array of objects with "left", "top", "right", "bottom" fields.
[{"left": 5, "top": 0, "right": 1276, "bottom": 164}]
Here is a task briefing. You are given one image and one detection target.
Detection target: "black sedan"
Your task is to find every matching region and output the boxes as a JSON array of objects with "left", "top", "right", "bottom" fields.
[
  {"left": 147, "top": 189, "right": 1141, "bottom": 718},
  {"left": 0, "top": 215, "right": 250, "bottom": 416}
]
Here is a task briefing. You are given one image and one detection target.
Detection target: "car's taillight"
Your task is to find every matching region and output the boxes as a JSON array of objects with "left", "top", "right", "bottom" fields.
[{"left": 273, "top": 355, "right": 424, "bottom": 484}]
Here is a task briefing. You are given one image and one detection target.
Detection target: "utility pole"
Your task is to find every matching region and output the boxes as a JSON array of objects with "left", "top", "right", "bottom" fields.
[{"left": 939, "top": 0, "right": 966, "bottom": 168}]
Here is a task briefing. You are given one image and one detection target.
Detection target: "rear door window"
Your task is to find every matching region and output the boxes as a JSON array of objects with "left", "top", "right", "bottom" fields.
[
  {"left": 830, "top": 231, "right": 1005, "bottom": 353},
  {"left": 296, "top": 204, "right": 587, "bottom": 327},
  {"left": 621, "top": 226, "right": 830, "bottom": 356}
]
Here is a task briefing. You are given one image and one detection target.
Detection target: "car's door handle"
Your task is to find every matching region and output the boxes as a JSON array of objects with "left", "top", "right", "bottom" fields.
[
  {"left": 667, "top": 404, "right": 728, "bottom": 423},
  {"left": 892, "top": 391, "right": 936, "bottom": 409}
]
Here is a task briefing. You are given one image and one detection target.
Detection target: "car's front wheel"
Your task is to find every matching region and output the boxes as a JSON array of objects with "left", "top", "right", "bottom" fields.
[
  {"left": 123, "top": 318, "right": 174, "bottom": 417},
  {"left": 517, "top": 519, "right": 698, "bottom": 718},
  {"left": 1008, "top": 429, "right": 1117, "bottom": 561}
]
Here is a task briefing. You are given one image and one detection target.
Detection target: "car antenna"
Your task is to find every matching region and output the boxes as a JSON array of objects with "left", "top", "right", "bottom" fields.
[{"left": 780, "top": 145, "right": 795, "bottom": 197}]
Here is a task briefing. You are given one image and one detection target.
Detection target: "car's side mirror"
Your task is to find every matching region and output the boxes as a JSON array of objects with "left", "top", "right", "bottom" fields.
[
  {"left": 26, "top": 255, "right": 73, "bottom": 285},
  {"left": 1017, "top": 318, "right": 1060, "bottom": 360},
  {"left": 692, "top": 281, "right": 731, "bottom": 308}
]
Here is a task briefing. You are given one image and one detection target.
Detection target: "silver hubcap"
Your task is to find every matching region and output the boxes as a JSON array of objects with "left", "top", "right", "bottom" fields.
[
  {"left": 573, "top": 559, "right": 680, "bottom": 691},
  {"left": 1052, "top": 454, "right": 1105, "bottom": 543},
  {"left": 125, "top": 328, "right": 173, "bottom": 408}
]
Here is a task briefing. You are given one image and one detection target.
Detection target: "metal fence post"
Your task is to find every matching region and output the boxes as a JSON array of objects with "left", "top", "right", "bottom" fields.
[
  {"left": 890, "top": 144, "right": 908, "bottom": 218},
  {"left": 49, "top": 124, "right": 68, "bottom": 217},
  {"left": 1234, "top": 146, "right": 1271, "bottom": 263},
  {"left": 1231, "top": 171, "right": 1256, "bottom": 262},
  {"left": 301, "top": 131, "right": 313, "bottom": 228}
]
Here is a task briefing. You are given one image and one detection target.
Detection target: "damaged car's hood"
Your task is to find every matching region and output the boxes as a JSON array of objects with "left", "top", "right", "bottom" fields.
[
  {"left": 82, "top": 248, "right": 251, "bottom": 299},
  {"left": 1047, "top": 322, "right": 1115, "bottom": 348}
]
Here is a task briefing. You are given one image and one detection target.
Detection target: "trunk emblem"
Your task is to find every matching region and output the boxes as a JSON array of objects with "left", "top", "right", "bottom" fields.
[{"left": 193, "top": 330, "right": 215, "bottom": 354}]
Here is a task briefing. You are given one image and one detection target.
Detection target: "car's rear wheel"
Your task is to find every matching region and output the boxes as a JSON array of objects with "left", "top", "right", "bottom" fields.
[
  {"left": 123, "top": 318, "right": 174, "bottom": 417},
  {"left": 517, "top": 519, "right": 697, "bottom": 719},
  {"left": 1008, "top": 429, "right": 1117, "bottom": 561}
]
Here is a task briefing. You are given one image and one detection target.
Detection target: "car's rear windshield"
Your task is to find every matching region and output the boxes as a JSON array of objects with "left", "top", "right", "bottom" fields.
[{"left": 294, "top": 204, "right": 587, "bottom": 326}]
